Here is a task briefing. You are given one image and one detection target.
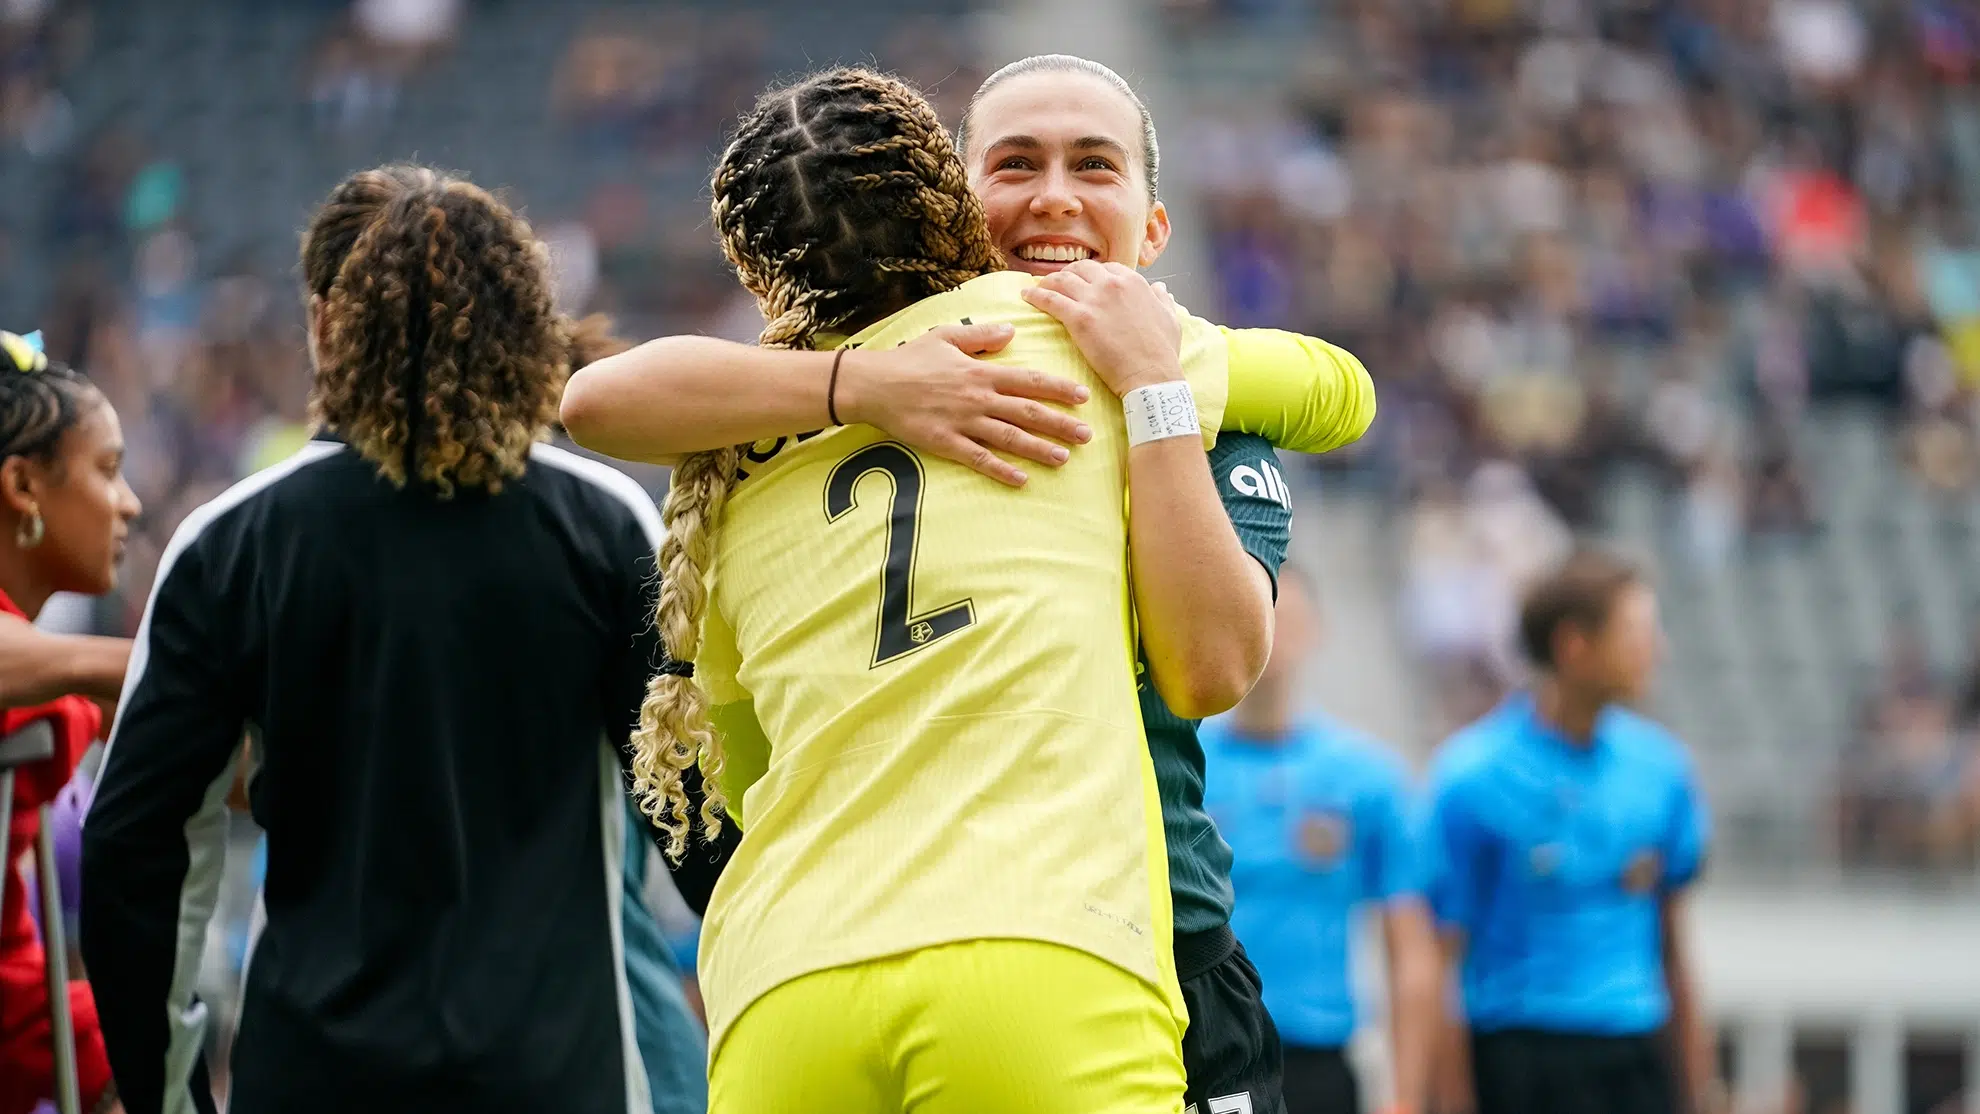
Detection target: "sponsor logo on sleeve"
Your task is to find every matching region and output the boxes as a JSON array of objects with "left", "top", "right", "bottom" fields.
[{"left": 1229, "top": 459, "right": 1292, "bottom": 509}]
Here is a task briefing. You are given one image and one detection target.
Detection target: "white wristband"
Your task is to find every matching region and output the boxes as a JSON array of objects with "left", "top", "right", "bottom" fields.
[{"left": 1122, "top": 380, "right": 1199, "bottom": 447}]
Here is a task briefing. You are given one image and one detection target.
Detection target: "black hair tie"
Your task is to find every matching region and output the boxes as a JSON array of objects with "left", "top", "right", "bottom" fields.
[
  {"left": 658, "top": 659, "right": 695, "bottom": 679},
  {"left": 827, "top": 348, "right": 848, "bottom": 427}
]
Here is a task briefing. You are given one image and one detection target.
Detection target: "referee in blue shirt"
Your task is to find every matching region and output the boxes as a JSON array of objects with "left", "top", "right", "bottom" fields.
[
  {"left": 1425, "top": 550, "right": 1719, "bottom": 1114},
  {"left": 1204, "top": 569, "right": 1443, "bottom": 1114}
]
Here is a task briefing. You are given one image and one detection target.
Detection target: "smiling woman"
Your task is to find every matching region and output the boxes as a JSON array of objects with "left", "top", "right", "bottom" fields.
[
  {"left": 956, "top": 54, "right": 1171, "bottom": 275},
  {"left": 958, "top": 53, "right": 1161, "bottom": 204}
]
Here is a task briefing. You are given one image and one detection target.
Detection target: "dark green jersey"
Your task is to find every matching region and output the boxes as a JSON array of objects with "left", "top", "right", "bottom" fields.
[{"left": 1139, "top": 433, "right": 1295, "bottom": 936}]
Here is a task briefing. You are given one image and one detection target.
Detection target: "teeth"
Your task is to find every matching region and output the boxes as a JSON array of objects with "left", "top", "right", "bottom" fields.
[{"left": 1018, "top": 243, "right": 1093, "bottom": 263}]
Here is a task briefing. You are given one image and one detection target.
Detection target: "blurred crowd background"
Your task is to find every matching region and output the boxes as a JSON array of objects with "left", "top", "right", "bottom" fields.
[
  {"left": 4, "top": 1, "right": 1980, "bottom": 1109},
  {"left": 1172, "top": 0, "right": 1980, "bottom": 879},
  {"left": 9, "top": 0, "right": 1975, "bottom": 876}
]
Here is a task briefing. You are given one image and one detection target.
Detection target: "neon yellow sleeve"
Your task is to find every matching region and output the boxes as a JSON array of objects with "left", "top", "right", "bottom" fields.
[
  {"left": 1215, "top": 324, "right": 1377, "bottom": 454},
  {"left": 709, "top": 700, "right": 771, "bottom": 831}
]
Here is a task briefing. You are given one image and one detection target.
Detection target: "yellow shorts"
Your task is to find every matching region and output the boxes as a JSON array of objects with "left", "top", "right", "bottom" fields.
[{"left": 709, "top": 938, "right": 1185, "bottom": 1114}]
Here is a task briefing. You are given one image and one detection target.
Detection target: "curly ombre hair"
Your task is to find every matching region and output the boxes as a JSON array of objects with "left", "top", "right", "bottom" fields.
[{"left": 301, "top": 165, "right": 568, "bottom": 496}]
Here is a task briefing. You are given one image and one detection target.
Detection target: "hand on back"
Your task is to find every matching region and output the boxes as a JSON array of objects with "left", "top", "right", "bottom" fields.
[
  {"left": 829, "top": 263, "right": 1188, "bottom": 489},
  {"left": 1021, "top": 261, "right": 1184, "bottom": 398},
  {"left": 836, "top": 322, "right": 1093, "bottom": 488}
]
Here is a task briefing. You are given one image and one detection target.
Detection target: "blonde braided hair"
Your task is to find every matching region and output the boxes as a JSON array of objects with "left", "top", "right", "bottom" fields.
[{"left": 629, "top": 67, "right": 1002, "bottom": 856}]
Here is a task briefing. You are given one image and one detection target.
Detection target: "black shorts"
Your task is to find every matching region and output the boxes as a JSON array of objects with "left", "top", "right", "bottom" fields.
[
  {"left": 1177, "top": 926, "right": 1286, "bottom": 1114},
  {"left": 1471, "top": 1030, "right": 1675, "bottom": 1114},
  {"left": 1281, "top": 1045, "right": 1359, "bottom": 1114}
]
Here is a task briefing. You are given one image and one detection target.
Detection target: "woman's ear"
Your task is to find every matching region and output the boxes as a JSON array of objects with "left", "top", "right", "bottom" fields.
[
  {"left": 306, "top": 294, "right": 327, "bottom": 369},
  {"left": 0, "top": 454, "right": 39, "bottom": 517},
  {"left": 1138, "top": 201, "right": 1173, "bottom": 269}
]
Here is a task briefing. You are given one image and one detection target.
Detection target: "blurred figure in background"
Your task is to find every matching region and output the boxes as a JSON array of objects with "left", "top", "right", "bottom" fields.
[
  {"left": 1427, "top": 550, "right": 1718, "bottom": 1114},
  {"left": 1835, "top": 621, "right": 1980, "bottom": 869},
  {"left": 1203, "top": 567, "right": 1442, "bottom": 1114}
]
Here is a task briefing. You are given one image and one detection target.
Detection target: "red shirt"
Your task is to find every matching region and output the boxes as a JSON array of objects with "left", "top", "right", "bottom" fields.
[
  {"left": 0, "top": 587, "right": 100, "bottom": 949},
  {"left": 0, "top": 587, "right": 114, "bottom": 1114}
]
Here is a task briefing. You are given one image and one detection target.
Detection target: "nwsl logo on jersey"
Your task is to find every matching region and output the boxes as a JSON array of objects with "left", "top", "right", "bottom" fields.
[{"left": 1228, "top": 459, "right": 1291, "bottom": 509}]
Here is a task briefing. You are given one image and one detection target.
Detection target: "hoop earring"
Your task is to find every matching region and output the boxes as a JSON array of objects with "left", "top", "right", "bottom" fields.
[{"left": 15, "top": 509, "right": 43, "bottom": 550}]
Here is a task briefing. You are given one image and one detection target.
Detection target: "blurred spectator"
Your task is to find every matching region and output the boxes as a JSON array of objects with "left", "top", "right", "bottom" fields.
[
  {"left": 48, "top": 127, "right": 139, "bottom": 259},
  {"left": 1401, "top": 461, "right": 1571, "bottom": 730},
  {"left": 1951, "top": 618, "right": 1980, "bottom": 732},
  {"left": 309, "top": 30, "right": 397, "bottom": 135},
  {"left": 0, "top": 0, "right": 79, "bottom": 158},
  {"left": 310, "top": 0, "right": 460, "bottom": 136},
  {"left": 882, "top": 18, "right": 984, "bottom": 128},
  {"left": 1916, "top": 202, "right": 1980, "bottom": 388},
  {"left": 1744, "top": 419, "right": 1818, "bottom": 536},
  {"left": 552, "top": 10, "right": 764, "bottom": 164},
  {"left": 9, "top": 1, "right": 805, "bottom": 628},
  {"left": 1772, "top": 0, "right": 1866, "bottom": 89},
  {"left": 1178, "top": 0, "right": 1975, "bottom": 711},
  {"left": 1835, "top": 623, "right": 1980, "bottom": 868},
  {"left": 9, "top": 0, "right": 1980, "bottom": 891},
  {"left": 553, "top": 17, "right": 679, "bottom": 155},
  {"left": 352, "top": 0, "right": 458, "bottom": 56},
  {"left": 1402, "top": 479, "right": 1507, "bottom": 730},
  {"left": 543, "top": 218, "right": 602, "bottom": 316},
  {"left": 1898, "top": 335, "right": 1980, "bottom": 494}
]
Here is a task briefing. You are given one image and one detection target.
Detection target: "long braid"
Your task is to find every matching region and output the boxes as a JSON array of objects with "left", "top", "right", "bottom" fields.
[
  {"left": 629, "top": 442, "right": 742, "bottom": 855},
  {"left": 629, "top": 67, "right": 1000, "bottom": 856},
  {"left": 626, "top": 301, "right": 819, "bottom": 854}
]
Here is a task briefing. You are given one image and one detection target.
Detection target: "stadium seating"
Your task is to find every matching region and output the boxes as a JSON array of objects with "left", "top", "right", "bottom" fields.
[
  {"left": 10, "top": 0, "right": 1979, "bottom": 881},
  {"left": 7, "top": 0, "right": 975, "bottom": 314}
]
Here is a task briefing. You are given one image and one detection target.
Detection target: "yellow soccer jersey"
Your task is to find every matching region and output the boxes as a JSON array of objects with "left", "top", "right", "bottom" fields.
[
  {"left": 693, "top": 272, "right": 1204, "bottom": 1054},
  {"left": 691, "top": 272, "right": 1376, "bottom": 1054}
]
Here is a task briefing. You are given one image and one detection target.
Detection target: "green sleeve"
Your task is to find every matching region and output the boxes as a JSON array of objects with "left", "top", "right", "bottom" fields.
[{"left": 1208, "top": 433, "right": 1294, "bottom": 596}]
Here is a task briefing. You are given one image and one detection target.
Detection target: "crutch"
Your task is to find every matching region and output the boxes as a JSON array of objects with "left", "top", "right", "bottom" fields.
[{"left": 0, "top": 720, "right": 83, "bottom": 1114}]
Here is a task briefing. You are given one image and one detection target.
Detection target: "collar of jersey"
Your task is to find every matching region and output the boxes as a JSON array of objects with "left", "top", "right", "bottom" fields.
[
  {"left": 1502, "top": 691, "right": 1610, "bottom": 762},
  {"left": 824, "top": 273, "right": 1040, "bottom": 353}
]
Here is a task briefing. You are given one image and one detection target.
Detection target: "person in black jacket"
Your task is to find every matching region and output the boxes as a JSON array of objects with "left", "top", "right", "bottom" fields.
[{"left": 80, "top": 165, "right": 732, "bottom": 1114}]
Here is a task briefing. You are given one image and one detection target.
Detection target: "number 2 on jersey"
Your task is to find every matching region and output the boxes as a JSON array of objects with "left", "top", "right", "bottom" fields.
[{"left": 825, "top": 442, "right": 976, "bottom": 668}]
